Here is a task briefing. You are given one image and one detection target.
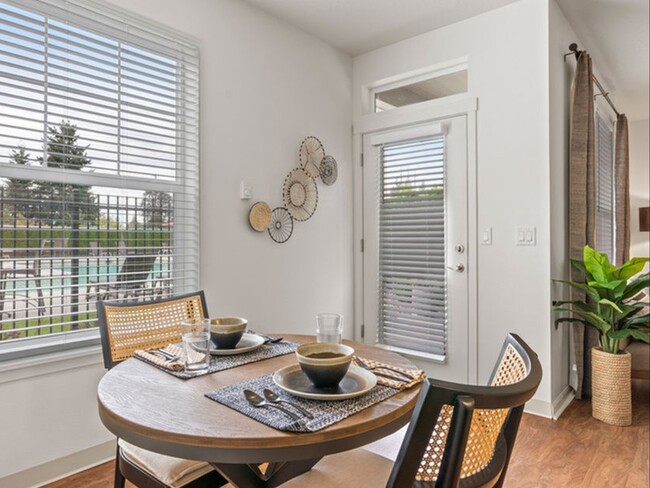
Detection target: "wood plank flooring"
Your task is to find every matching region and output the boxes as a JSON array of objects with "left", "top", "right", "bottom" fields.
[{"left": 42, "top": 380, "right": 649, "bottom": 488}]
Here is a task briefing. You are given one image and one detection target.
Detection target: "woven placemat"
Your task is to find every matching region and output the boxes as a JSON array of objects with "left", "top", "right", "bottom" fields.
[
  {"left": 204, "top": 373, "right": 399, "bottom": 432},
  {"left": 134, "top": 340, "right": 299, "bottom": 380}
]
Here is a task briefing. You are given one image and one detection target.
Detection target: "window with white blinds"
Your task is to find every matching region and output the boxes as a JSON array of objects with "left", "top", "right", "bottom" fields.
[
  {"left": 378, "top": 136, "right": 447, "bottom": 356},
  {"left": 595, "top": 111, "right": 614, "bottom": 260},
  {"left": 0, "top": 0, "right": 199, "bottom": 351}
]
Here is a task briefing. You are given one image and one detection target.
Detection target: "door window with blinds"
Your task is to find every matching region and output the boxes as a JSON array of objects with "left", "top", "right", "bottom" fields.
[
  {"left": 377, "top": 136, "right": 447, "bottom": 355},
  {"left": 595, "top": 110, "right": 615, "bottom": 260},
  {"left": 0, "top": 0, "right": 199, "bottom": 352},
  {"left": 363, "top": 117, "right": 468, "bottom": 381}
]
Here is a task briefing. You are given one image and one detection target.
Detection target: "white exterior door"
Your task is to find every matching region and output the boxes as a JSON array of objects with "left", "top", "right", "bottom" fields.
[{"left": 362, "top": 116, "right": 469, "bottom": 382}]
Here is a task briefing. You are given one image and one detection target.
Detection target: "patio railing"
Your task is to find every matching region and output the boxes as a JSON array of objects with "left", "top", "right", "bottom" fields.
[{"left": 0, "top": 187, "right": 174, "bottom": 342}]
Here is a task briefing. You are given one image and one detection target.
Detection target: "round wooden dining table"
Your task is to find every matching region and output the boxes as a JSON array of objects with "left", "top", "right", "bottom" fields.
[{"left": 97, "top": 334, "right": 422, "bottom": 487}]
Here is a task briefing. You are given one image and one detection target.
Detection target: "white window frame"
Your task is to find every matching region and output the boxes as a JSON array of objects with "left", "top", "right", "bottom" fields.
[
  {"left": 0, "top": 0, "right": 200, "bottom": 360},
  {"left": 365, "top": 57, "right": 468, "bottom": 115}
]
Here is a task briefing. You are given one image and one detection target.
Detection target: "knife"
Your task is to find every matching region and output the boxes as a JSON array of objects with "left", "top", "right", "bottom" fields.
[{"left": 370, "top": 370, "right": 410, "bottom": 383}]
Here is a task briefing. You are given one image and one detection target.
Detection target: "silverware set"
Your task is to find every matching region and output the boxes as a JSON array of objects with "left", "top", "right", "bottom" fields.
[
  {"left": 353, "top": 356, "right": 414, "bottom": 383},
  {"left": 150, "top": 349, "right": 181, "bottom": 363},
  {"left": 248, "top": 330, "right": 284, "bottom": 344},
  {"left": 244, "top": 389, "right": 313, "bottom": 421}
]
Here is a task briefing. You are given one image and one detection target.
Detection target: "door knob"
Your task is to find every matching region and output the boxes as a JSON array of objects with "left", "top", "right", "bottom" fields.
[{"left": 446, "top": 264, "right": 465, "bottom": 272}]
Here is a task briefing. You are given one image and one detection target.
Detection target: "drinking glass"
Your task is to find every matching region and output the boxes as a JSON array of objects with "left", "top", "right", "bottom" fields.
[
  {"left": 316, "top": 313, "right": 343, "bottom": 343},
  {"left": 180, "top": 318, "right": 210, "bottom": 372}
]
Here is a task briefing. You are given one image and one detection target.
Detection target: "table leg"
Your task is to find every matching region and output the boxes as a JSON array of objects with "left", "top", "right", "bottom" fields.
[{"left": 210, "top": 457, "right": 322, "bottom": 488}]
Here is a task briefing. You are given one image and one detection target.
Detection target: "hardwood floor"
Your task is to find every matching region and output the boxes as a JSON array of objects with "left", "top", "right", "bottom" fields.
[{"left": 42, "top": 380, "right": 649, "bottom": 488}]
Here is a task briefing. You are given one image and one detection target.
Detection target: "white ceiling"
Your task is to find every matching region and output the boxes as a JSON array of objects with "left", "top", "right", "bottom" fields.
[
  {"left": 243, "top": 0, "right": 649, "bottom": 121},
  {"left": 556, "top": 0, "right": 649, "bottom": 121},
  {"left": 243, "top": 0, "right": 520, "bottom": 56}
]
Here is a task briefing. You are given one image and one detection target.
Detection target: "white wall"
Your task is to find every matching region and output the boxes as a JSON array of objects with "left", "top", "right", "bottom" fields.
[
  {"left": 548, "top": 0, "right": 576, "bottom": 409},
  {"left": 104, "top": 0, "right": 354, "bottom": 340},
  {"left": 0, "top": 0, "right": 352, "bottom": 484},
  {"left": 353, "top": 0, "right": 554, "bottom": 410},
  {"left": 629, "top": 119, "right": 650, "bottom": 266}
]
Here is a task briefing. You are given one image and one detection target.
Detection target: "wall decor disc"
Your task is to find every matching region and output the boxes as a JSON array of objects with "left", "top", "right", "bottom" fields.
[
  {"left": 299, "top": 136, "right": 325, "bottom": 179},
  {"left": 320, "top": 155, "right": 338, "bottom": 186},
  {"left": 248, "top": 201, "right": 272, "bottom": 232},
  {"left": 268, "top": 207, "right": 293, "bottom": 243},
  {"left": 283, "top": 168, "right": 318, "bottom": 221}
]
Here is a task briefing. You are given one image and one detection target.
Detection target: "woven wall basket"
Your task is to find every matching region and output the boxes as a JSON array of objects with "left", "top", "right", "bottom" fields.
[{"left": 591, "top": 347, "right": 632, "bottom": 426}]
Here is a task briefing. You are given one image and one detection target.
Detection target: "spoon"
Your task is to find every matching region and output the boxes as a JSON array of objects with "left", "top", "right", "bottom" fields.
[
  {"left": 243, "top": 390, "right": 300, "bottom": 421},
  {"left": 263, "top": 389, "right": 313, "bottom": 419}
]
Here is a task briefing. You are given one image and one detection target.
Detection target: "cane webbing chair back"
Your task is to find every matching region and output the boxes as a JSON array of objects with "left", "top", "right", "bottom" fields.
[
  {"left": 416, "top": 343, "right": 528, "bottom": 482},
  {"left": 388, "top": 334, "right": 542, "bottom": 488},
  {"left": 97, "top": 291, "right": 208, "bottom": 369},
  {"left": 96, "top": 291, "right": 226, "bottom": 488}
]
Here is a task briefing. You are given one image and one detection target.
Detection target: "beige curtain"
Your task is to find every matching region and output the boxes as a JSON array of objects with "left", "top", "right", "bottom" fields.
[
  {"left": 569, "top": 51, "right": 598, "bottom": 399},
  {"left": 615, "top": 114, "right": 630, "bottom": 265}
]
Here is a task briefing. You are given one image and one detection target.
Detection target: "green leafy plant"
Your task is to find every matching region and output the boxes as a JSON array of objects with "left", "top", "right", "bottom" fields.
[{"left": 554, "top": 245, "right": 650, "bottom": 354}]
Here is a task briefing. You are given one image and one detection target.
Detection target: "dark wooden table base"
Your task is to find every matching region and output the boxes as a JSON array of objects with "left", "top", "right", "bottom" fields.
[{"left": 212, "top": 458, "right": 322, "bottom": 488}]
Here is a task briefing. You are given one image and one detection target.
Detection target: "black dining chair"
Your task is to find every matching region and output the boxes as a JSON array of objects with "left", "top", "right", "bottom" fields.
[
  {"left": 97, "top": 291, "right": 227, "bottom": 488},
  {"left": 282, "top": 333, "right": 542, "bottom": 488}
]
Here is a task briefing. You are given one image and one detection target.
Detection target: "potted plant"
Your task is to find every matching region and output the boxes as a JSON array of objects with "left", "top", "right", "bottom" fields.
[{"left": 554, "top": 245, "right": 649, "bottom": 426}]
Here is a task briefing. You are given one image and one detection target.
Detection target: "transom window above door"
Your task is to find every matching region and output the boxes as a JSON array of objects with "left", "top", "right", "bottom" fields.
[{"left": 373, "top": 68, "right": 468, "bottom": 113}]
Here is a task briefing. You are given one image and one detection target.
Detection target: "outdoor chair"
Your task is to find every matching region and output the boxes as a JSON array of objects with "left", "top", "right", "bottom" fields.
[
  {"left": 40, "top": 237, "right": 68, "bottom": 257},
  {"left": 283, "top": 333, "right": 542, "bottom": 488},
  {"left": 87, "top": 252, "right": 158, "bottom": 302},
  {"left": 0, "top": 249, "right": 44, "bottom": 315},
  {"left": 96, "top": 291, "right": 227, "bottom": 488}
]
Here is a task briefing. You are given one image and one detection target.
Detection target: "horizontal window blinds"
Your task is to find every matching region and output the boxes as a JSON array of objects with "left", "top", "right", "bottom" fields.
[
  {"left": 596, "top": 112, "right": 614, "bottom": 260},
  {"left": 0, "top": 0, "right": 199, "bottom": 343},
  {"left": 378, "top": 136, "right": 447, "bottom": 356}
]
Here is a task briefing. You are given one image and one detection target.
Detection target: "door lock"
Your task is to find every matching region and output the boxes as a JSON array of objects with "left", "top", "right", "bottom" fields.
[
  {"left": 446, "top": 264, "right": 465, "bottom": 273},
  {"left": 455, "top": 244, "right": 465, "bottom": 253}
]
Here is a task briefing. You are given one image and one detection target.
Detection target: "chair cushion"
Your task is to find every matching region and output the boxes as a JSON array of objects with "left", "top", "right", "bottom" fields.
[
  {"left": 119, "top": 439, "right": 214, "bottom": 488},
  {"left": 281, "top": 447, "right": 394, "bottom": 487}
]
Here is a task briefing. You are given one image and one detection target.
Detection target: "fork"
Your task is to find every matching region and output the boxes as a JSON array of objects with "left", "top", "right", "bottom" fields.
[
  {"left": 150, "top": 349, "right": 181, "bottom": 362},
  {"left": 249, "top": 330, "right": 284, "bottom": 344},
  {"left": 354, "top": 357, "right": 415, "bottom": 380}
]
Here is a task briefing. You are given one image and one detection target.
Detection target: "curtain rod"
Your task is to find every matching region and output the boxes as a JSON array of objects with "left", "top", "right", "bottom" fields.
[{"left": 564, "top": 43, "right": 621, "bottom": 117}]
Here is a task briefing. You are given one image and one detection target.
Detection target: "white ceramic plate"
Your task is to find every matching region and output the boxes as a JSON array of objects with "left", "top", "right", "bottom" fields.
[
  {"left": 209, "top": 332, "right": 265, "bottom": 356},
  {"left": 272, "top": 364, "right": 377, "bottom": 400}
]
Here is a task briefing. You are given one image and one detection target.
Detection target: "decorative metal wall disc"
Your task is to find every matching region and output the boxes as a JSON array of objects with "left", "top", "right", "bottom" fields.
[
  {"left": 320, "top": 155, "right": 338, "bottom": 186},
  {"left": 299, "top": 136, "right": 325, "bottom": 179},
  {"left": 268, "top": 207, "right": 293, "bottom": 243},
  {"left": 248, "top": 201, "right": 272, "bottom": 232},
  {"left": 283, "top": 168, "right": 318, "bottom": 221}
]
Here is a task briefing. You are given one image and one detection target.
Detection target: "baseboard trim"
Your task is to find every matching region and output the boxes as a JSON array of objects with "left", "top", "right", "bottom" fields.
[
  {"left": 551, "top": 385, "right": 575, "bottom": 419},
  {"left": 523, "top": 387, "right": 575, "bottom": 420},
  {"left": 523, "top": 399, "right": 553, "bottom": 418},
  {"left": 0, "top": 440, "right": 115, "bottom": 488}
]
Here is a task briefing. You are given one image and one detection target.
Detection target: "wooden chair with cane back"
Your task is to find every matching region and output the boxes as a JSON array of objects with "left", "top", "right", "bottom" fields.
[
  {"left": 282, "top": 333, "right": 542, "bottom": 488},
  {"left": 96, "top": 291, "right": 227, "bottom": 488}
]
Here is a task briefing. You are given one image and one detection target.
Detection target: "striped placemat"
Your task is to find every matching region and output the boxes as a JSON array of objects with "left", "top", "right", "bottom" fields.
[
  {"left": 205, "top": 373, "right": 400, "bottom": 432},
  {"left": 134, "top": 340, "right": 299, "bottom": 379}
]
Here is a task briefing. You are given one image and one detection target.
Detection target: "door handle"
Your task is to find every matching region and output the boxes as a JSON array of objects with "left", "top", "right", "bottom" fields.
[{"left": 446, "top": 264, "right": 465, "bottom": 273}]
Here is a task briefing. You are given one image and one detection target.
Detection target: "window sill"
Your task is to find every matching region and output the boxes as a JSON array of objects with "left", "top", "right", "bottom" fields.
[{"left": 0, "top": 342, "right": 104, "bottom": 385}]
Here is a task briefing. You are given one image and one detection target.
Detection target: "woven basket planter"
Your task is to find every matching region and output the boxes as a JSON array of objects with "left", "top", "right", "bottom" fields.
[{"left": 591, "top": 347, "right": 631, "bottom": 426}]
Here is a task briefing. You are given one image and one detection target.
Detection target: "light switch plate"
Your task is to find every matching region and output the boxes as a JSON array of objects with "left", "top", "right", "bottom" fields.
[
  {"left": 240, "top": 181, "right": 252, "bottom": 200},
  {"left": 516, "top": 226, "right": 536, "bottom": 246},
  {"left": 480, "top": 227, "right": 492, "bottom": 245}
]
